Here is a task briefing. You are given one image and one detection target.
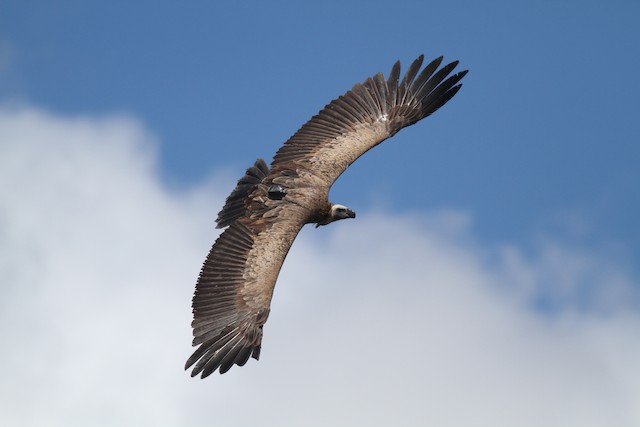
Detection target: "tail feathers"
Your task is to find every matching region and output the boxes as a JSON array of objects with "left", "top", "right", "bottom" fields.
[{"left": 216, "top": 158, "right": 269, "bottom": 228}]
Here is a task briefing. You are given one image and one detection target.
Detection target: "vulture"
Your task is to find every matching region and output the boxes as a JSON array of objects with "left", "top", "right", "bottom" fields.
[{"left": 186, "top": 54, "right": 467, "bottom": 377}]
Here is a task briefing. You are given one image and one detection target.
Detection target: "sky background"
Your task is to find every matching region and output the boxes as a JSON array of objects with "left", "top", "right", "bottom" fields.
[{"left": 1, "top": 1, "right": 640, "bottom": 426}]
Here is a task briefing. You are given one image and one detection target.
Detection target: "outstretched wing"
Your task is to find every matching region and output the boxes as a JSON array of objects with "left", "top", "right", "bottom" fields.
[
  {"left": 271, "top": 55, "right": 467, "bottom": 188},
  {"left": 186, "top": 163, "right": 309, "bottom": 377}
]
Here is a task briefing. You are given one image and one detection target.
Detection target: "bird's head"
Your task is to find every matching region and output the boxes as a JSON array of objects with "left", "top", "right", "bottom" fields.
[{"left": 316, "top": 203, "right": 356, "bottom": 227}]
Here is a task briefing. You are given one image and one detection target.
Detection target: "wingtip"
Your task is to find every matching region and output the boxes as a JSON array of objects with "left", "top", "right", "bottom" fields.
[
  {"left": 185, "top": 358, "right": 197, "bottom": 374},
  {"left": 185, "top": 361, "right": 203, "bottom": 378},
  {"left": 413, "top": 54, "right": 425, "bottom": 67}
]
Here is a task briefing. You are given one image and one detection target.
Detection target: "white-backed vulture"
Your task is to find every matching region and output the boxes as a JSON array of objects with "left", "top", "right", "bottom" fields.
[{"left": 186, "top": 55, "right": 467, "bottom": 377}]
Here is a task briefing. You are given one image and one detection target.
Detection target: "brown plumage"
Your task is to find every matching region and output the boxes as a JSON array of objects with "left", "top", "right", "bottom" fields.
[{"left": 186, "top": 55, "right": 467, "bottom": 377}]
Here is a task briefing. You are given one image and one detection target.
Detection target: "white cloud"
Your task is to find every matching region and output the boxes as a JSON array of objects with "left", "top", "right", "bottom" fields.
[{"left": 0, "top": 106, "right": 639, "bottom": 426}]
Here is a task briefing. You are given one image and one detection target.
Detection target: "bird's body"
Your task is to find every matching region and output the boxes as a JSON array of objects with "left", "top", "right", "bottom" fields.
[{"left": 186, "top": 55, "right": 467, "bottom": 377}]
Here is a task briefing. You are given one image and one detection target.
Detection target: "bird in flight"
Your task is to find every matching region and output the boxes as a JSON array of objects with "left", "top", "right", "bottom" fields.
[{"left": 186, "top": 55, "right": 467, "bottom": 377}]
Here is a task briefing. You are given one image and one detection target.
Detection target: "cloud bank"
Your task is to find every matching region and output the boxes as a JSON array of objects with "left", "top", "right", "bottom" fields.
[{"left": 1, "top": 106, "right": 638, "bottom": 426}]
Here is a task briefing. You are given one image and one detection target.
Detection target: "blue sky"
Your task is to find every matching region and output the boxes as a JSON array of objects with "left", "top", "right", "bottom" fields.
[
  {"left": 2, "top": 1, "right": 640, "bottom": 425},
  {"left": 2, "top": 0, "right": 639, "bottom": 260}
]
